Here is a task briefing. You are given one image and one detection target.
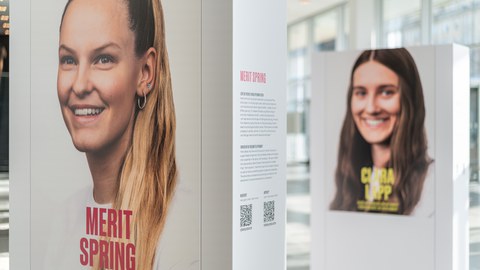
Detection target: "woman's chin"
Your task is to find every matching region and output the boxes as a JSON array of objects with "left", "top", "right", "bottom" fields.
[
  {"left": 71, "top": 139, "right": 98, "bottom": 154},
  {"left": 72, "top": 143, "right": 89, "bottom": 153},
  {"left": 363, "top": 136, "right": 391, "bottom": 146}
]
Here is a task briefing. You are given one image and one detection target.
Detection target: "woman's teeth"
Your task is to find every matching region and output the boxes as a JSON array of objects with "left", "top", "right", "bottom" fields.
[
  {"left": 74, "top": 108, "right": 103, "bottom": 116},
  {"left": 365, "top": 119, "right": 385, "bottom": 126}
]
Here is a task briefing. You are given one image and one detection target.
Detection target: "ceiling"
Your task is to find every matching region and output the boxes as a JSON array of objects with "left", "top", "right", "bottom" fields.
[{"left": 287, "top": 0, "right": 345, "bottom": 24}]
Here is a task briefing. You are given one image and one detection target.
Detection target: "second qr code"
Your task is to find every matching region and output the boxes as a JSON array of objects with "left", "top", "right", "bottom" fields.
[{"left": 264, "top": 200, "right": 275, "bottom": 223}]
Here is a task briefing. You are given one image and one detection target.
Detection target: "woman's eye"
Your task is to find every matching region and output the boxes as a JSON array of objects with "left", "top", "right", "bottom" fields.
[
  {"left": 60, "top": 56, "right": 76, "bottom": 65},
  {"left": 354, "top": 90, "right": 366, "bottom": 97},
  {"left": 95, "top": 55, "right": 115, "bottom": 65},
  {"left": 381, "top": 88, "right": 396, "bottom": 96}
]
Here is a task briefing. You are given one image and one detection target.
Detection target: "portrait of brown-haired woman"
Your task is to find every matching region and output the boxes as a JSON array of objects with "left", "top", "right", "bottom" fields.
[
  {"left": 57, "top": 0, "right": 177, "bottom": 268},
  {"left": 330, "top": 48, "right": 432, "bottom": 215}
]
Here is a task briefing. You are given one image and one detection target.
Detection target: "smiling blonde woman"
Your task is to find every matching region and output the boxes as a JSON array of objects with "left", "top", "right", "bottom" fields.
[{"left": 57, "top": 0, "right": 178, "bottom": 268}]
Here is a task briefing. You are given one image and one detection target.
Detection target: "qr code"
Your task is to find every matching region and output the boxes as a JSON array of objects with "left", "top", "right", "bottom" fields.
[
  {"left": 264, "top": 200, "right": 275, "bottom": 223},
  {"left": 240, "top": 204, "right": 252, "bottom": 227}
]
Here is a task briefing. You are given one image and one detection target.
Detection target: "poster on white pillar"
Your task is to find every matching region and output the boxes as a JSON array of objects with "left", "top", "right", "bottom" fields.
[
  {"left": 310, "top": 45, "right": 469, "bottom": 270},
  {"left": 27, "top": 1, "right": 202, "bottom": 269}
]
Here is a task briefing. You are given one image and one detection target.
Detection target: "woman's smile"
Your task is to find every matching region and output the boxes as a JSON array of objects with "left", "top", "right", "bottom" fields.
[
  {"left": 361, "top": 116, "right": 390, "bottom": 128},
  {"left": 72, "top": 107, "right": 104, "bottom": 117},
  {"left": 67, "top": 103, "right": 106, "bottom": 127}
]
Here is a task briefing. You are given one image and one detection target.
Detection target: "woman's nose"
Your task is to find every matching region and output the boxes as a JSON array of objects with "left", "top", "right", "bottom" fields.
[
  {"left": 72, "top": 65, "right": 93, "bottom": 96},
  {"left": 365, "top": 95, "right": 379, "bottom": 114}
]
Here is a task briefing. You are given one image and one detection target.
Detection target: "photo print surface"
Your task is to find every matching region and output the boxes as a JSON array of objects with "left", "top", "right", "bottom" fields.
[
  {"left": 29, "top": 0, "right": 200, "bottom": 269},
  {"left": 317, "top": 48, "right": 435, "bottom": 216}
]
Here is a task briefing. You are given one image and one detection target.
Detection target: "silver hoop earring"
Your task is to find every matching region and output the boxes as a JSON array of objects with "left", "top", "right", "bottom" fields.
[
  {"left": 138, "top": 90, "right": 147, "bottom": 110},
  {"left": 147, "top": 83, "right": 152, "bottom": 90}
]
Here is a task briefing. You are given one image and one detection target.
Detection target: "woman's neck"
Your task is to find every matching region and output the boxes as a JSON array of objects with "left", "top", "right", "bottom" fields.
[
  {"left": 86, "top": 139, "right": 130, "bottom": 204},
  {"left": 371, "top": 143, "right": 391, "bottom": 168}
]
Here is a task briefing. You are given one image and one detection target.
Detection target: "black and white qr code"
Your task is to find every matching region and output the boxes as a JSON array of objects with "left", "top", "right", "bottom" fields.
[
  {"left": 240, "top": 204, "right": 253, "bottom": 227},
  {"left": 264, "top": 200, "right": 275, "bottom": 223}
]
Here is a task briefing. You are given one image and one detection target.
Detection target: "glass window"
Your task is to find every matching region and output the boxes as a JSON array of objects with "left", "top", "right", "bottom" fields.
[
  {"left": 472, "top": 46, "right": 480, "bottom": 81},
  {"left": 344, "top": 5, "right": 350, "bottom": 45},
  {"left": 475, "top": 0, "right": 480, "bottom": 43},
  {"left": 432, "top": 0, "right": 475, "bottom": 44},
  {"left": 287, "top": 22, "right": 310, "bottom": 163},
  {"left": 287, "top": 5, "right": 349, "bottom": 269},
  {"left": 288, "top": 22, "right": 309, "bottom": 81},
  {"left": 288, "top": 48, "right": 308, "bottom": 82},
  {"left": 313, "top": 10, "right": 338, "bottom": 51},
  {"left": 289, "top": 22, "right": 309, "bottom": 51},
  {"left": 382, "top": 0, "right": 422, "bottom": 47}
]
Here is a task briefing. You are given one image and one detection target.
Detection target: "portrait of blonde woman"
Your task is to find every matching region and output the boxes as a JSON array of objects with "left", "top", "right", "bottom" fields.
[{"left": 44, "top": 0, "right": 198, "bottom": 269}]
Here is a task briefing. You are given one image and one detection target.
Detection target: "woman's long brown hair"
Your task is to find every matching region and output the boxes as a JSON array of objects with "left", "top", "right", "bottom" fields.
[{"left": 330, "top": 48, "right": 431, "bottom": 215}]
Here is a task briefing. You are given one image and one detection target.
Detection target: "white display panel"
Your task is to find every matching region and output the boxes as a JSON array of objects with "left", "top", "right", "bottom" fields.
[
  {"left": 310, "top": 45, "right": 469, "bottom": 270},
  {"left": 232, "top": 0, "right": 286, "bottom": 269}
]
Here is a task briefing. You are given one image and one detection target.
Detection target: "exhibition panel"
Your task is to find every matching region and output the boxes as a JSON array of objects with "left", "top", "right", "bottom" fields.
[{"left": 310, "top": 45, "right": 470, "bottom": 270}]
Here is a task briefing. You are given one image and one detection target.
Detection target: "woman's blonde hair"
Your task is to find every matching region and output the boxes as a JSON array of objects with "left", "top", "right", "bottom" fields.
[
  {"left": 61, "top": 0, "right": 177, "bottom": 268},
  {"left": 116, "top": 0, "right": 177, "bottom": 268}
]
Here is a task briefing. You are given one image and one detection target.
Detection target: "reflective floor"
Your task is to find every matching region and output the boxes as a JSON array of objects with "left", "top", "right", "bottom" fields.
[
  {"left": 287, "top": 164, "right": 310, "bottom": 270},
  {"left": 286, "top": 164, "right": 480, "bottom": 270},
  {"left": 471, "top": 182, "right": 480, "bottom": 270}
]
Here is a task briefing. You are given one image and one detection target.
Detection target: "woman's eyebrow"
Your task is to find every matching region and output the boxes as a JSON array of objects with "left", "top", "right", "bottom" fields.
[
  {"left": 378, "top": 84, "right": 399, "bottom": 89},
  {"left": 58, "top": 44, "right": 75, "bottom": 54},
  {"left": 92, "top": 42, "right": 121, "bottom": 54},
  {"left": 58, "top": 42, "right": 121, "bottom": 54}
]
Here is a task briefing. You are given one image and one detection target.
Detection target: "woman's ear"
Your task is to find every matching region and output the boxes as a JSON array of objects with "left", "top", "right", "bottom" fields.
[{"left": 137, "top": 47, "right": 157, "bottom": 96}]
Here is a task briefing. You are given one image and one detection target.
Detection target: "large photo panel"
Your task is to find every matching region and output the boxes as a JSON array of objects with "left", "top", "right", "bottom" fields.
[
  {"left": 320, "top": 47, "right": 435, "bottom": 216},
  {"left": 29, "top": 0, "right": 200, "bottom": 269},
  {"left": 311, "top": 46, "right": 438, "bottom": 270}
]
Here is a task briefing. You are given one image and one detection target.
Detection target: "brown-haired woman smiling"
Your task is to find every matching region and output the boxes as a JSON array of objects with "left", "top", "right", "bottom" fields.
[{"left": 330, "top": 48, "right": 432, "bottom": 215}]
